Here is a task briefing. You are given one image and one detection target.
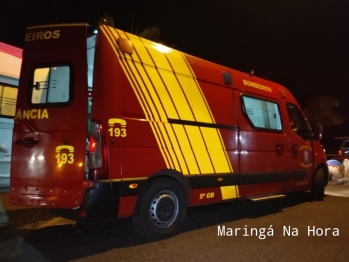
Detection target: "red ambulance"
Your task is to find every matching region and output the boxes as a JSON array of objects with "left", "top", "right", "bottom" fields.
[{"left": 10, "top": 22, "right": 328, "bottom": 240}]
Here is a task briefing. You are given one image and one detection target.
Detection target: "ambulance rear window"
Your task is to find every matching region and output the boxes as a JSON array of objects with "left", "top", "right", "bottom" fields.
[
  {"left": 242, "top": 95, "right": 282, "bottom": 131},
  {"left": 31, "top": 65, "right": 71, "bottom": 104}
]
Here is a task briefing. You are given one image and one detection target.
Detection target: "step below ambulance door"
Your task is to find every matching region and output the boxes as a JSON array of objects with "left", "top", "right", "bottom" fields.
[
  {"left": 285, "top": 102, "right": 314, "bottom": 186},
  {"left": 10, "top": 24, "right": 89, "bottom": 209}
]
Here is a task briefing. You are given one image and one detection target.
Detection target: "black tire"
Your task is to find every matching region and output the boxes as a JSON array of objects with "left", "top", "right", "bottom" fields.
[
  {"left": 132, "top": 178, "right": 186, "bottom": 240},
  {"left": 311, "top": 169, "right": 325, "bottom": 201}
]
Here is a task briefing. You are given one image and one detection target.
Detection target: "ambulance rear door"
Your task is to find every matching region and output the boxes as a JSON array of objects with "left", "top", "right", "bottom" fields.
[{"left": 10, "top": 24, "right": 90, "bottom": 209}]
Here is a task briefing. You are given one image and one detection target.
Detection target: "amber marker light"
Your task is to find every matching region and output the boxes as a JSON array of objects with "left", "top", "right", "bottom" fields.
[
  {"left": 218, "top": 177, "right": 224, "bottom": 182},
  {"left": 129, "top": 183, "right": 138, "bottom": 189}
]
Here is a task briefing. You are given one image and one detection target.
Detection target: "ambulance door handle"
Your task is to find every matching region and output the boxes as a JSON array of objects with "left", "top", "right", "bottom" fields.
[
  {"left": 292, "top": 144, "right": 299, "bottom": 152},
  {"left": 16, "top": 138, "right": 38, "bottom": 145},
  {"left": 276, "top": 143, "right": 284, "bottom": 151}
]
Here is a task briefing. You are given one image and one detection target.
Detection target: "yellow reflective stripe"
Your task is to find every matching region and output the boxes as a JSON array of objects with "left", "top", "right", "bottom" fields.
[
  {"left": 101, "top": 26, "right": 174, "bottom": 169},
  {"left": 158, "top": 70, "right": 194, "bottom": 120},
  {"left": 139, "top": 65, "right": 178, "bottom": 120},
  {"left": 135, "top": 63, "right": 166, "bottom": 122},
  {"left": 164, "top": 49, "right": 193, "bottom": 78},
  {"left": 141, "top": 39, "right": 172, "bottom": 72},
  {"left": 163, "top": 123, "right": 189, "bottom": 175},
  {"left": 142, "top": 50, "right": 216, "bottom": 173},
  {"left": 200, "top": 127, "right": 232, "bottom": 173},
  {"left": 172, "top": 125, "right": 200, "bottom": 174},
  {"left": 102, "top": 26, "right": 234, "bottom": 175},
  {"left": 130, "top": 63, "right": 182, "bottom": 171},
  {"left": 179, "top": 54, "right": 215, "bottom": 117},
  {"left": 150, "top": 123, "right": 173, "bottom": 169},
  {"left": 125, "top": 32, "right": 154, "bottom": 66},
  {"left": 140, "top": 63, "right": 215, "bottom": 173},
  {"left": 184, "top": 125, "right": 215, "bottom": 173},
  {"left": 117, "top": 29, "right": 183, "bottom": 172},
  {"left": 134, "top": 63, "right": 189, "bottom": 172},
  {"left": 156, "top": 123, "right": 180, "bottom": 171},
  {"left": 123, "top": 31, "right": 197, "bottom": 174},
  {"left": 129, "top": 64, "right": 163, "bottom": 122},
  {"left": 220, "top": 186, "right": 238, "bottom": 200},
  {"left": 165, "top": 52, "right": 233, "bottom": 173},
  {"left": 168, "top": 58, "right": 212, "bottom": 123},
  {"left": 180, "top": 56, "right": 234, "bottom": 173}
]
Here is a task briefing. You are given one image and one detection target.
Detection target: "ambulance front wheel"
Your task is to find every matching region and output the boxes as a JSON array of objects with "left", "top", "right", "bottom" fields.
[
  {"left": 132, "top": 178, "right": 186, "bottom": 240},
  {"left": 311, "top": 168, "right": 325, "bottom": 201}
]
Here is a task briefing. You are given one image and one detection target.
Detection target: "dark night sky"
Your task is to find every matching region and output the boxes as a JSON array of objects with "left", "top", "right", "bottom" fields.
[{"left": 1, "top": 0, "right": 349, "bottom": 152}]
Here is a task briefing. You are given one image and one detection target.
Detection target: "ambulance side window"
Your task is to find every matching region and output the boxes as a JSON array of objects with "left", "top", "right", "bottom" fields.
[
  {"left": 242, "top": 95, "right": 282, "bottom": 131},
  {"left": 286, "top": 103, "right": 310, "bottom": 140},
  {"left": 31, "top": 65, "right": 71, "bottom": 104}
]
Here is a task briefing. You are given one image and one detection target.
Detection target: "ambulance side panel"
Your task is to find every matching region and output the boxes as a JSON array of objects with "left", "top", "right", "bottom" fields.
[{"left": 10, "top": 23, "right": 328, "bottom": 225}]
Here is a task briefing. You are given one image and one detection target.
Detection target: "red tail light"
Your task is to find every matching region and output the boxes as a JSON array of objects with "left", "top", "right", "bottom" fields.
[
  {"left": 338, "top": 150, "right": 342, "bottom": 156},
  {"left": 89, "top": 135, "right": 96, "bottom": 153},
  {"left": 88, "top": 121, "right": 103, "bottom": 168}
]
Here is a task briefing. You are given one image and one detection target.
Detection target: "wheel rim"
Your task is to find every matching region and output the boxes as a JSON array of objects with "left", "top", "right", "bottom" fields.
[{"left": 149, "top": 190, "right": 179, "bottom": 229}]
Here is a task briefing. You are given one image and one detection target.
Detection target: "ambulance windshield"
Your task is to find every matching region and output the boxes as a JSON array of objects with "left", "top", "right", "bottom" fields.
[{"left": 286, "top": 103, "right": 311, "bottom": 140}]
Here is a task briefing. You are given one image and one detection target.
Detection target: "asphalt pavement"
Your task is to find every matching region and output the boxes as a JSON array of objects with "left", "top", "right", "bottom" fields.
[
  {"left": 324, "top": 182, "right": 349, "bottom": 197},
  {"left": 0, "top": 184, "right": 348, "bottom": 261}
]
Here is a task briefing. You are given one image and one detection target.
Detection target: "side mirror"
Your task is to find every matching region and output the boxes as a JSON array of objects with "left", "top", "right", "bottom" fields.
[{"left": 312, "top": 123, "right": 323, "bottom": 140}]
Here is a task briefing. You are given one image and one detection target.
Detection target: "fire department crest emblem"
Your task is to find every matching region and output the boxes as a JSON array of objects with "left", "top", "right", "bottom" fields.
[{"left": 299, "top": 145, "right": 313, "bottom": 168}]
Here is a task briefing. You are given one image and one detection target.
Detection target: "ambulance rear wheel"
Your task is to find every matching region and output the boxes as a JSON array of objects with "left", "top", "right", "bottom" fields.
[
  {"left": 132, "top": 178, "right": 186, "bottom": 240},
  {"left": 311, "top": 169, "right": 325, "bottom": 201}
]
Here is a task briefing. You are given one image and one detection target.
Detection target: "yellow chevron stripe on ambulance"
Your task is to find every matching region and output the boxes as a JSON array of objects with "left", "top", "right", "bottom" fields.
[{"left": 100, "top": 25, "right": 234, "bottom": 175}]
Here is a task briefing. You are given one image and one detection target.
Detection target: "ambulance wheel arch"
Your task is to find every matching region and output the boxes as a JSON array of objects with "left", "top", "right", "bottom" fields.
[
  {"left": 132, "top": 177, "right": 187, "bottom": 240},
  {"left": 311, "top": 167, "right": 327, "bottom": 201},
  {"left": 149, "top": 169, "right": 191, "bottom": 205}
]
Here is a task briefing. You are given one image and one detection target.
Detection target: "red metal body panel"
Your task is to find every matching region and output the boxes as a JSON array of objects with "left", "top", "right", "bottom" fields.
[{"left": 117, "top": 196, "right": 138, "bottom": 218}]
